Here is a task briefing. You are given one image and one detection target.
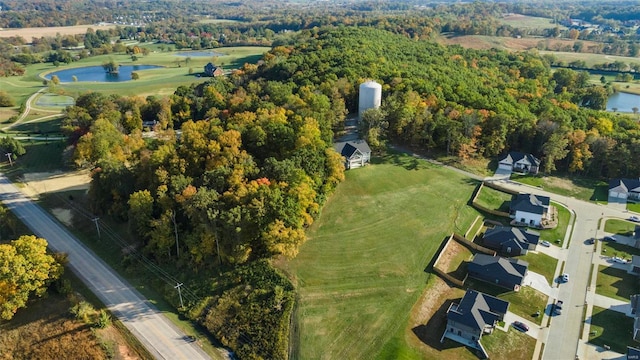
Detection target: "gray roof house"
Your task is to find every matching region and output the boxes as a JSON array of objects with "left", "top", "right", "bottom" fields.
[
  {"left": 510, "top": 193, "right": 551, "bottom": 227},
  {"left": 609, "top": 178, "right": 640, "bottom": 202},
  {"left": 334, "top": 140, "right": 371, "bottom": 169},
  {"left": 467, "top": 254, "right": 528, "bottom": 291},
  {"left": 498, "top": 152, "right": 540, "bottom": 175},
  {"left": 483, "top": 226, "right": 540, "bottom": 256},
  {"left": 442, "top": 289, "right": 509, "bottom": 358}
]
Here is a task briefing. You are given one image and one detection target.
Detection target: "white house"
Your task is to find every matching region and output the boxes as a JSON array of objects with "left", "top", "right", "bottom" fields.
[
  {"left": 333, "top": 140, "right": 371, "bottom": 169},
  {"left": 498, "top": 152, "right": 540, "bottom": 175},
  {"left": 509, "top": 193, "right": 550, "bottom": 227},
  {"left": 609, "top": 178, "right": 640, "bottom": 202}
]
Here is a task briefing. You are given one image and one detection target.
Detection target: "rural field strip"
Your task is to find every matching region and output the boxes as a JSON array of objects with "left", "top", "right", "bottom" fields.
[{"left": 0, "top": 174, "right": 211, "bottom": 360}]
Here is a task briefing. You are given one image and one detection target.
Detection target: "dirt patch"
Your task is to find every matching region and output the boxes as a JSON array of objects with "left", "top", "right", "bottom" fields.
[
  {"left": 20, "top": 170, "right": 91, "bottom": 199},
  {"left": 0, "top": 25, "right": 116, "bottom": 39},
  {"left": 51, "top": 208, "right": 74, "bottom": 227},
  {"left": 541, "top": 176, "right": 574, "bottom": 191}
]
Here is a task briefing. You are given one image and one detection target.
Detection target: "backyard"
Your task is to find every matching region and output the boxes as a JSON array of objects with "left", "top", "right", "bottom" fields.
[
  {"left": 521, "top": 251, "right": 558, "bottom": 285},
  {"left": 474, "top": 184, "right": 512, "bottom": 212},
  {"left": 595, "top": 265, "right": 638, "bottom": 302},
  {"left": 588, "top": 306, "right": 634, "bottom": 354},
  {"left": 280, "top": 151, "right": 483, "bottom": 359}
]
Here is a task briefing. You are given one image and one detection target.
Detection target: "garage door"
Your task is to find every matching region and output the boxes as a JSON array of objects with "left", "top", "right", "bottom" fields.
[
  {"left": 498, "top": 163, "right": 511, "bottom": 170},
  {"left": 610, "top": 191, "right": 627, "bottom": 199}
]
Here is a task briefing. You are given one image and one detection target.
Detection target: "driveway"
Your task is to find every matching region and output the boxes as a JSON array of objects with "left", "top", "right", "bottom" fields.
[
  {"left": 607, "top": 195, "right": 628, "bottom": 211},
  {"left": 524, "top": 271, "right": 557, "bottom": 298},
  {"left": 500, "top": 311, "right": 542, "bottom": 339},
  {"left": 592, "top": 294, "right": 631, "bottom": 315},
  {"left": 533, "top": 244, "right": 562, "bottom": 259},
  {"left": 485, "top": 167, "right": 512, "bottom": 181}
]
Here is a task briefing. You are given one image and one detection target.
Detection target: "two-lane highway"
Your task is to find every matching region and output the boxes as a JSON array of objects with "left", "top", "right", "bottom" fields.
[{"left": 0, "top": 174, "right": 211, "bottom": 360}]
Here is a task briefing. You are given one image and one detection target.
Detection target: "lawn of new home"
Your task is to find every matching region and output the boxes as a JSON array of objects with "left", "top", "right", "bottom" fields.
[{"left": 280, "top": 151, "right": 483, "bottom": 360}]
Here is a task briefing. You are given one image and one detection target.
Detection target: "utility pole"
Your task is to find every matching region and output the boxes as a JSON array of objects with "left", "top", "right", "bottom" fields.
[
  {"left": 5, "top": 152, "right": 12, "bottom": 166},
  {"left": 174, "top": 282, "right": 184, "bottom": 308},
  {"left": 92, "top": 217, "right": 101, "bottom": 239}
]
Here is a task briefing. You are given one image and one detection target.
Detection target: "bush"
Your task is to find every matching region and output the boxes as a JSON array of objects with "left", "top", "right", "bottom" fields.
[
  {"left": 0, "top": 91, "right": 15, "bottom": 107},
  {"left": 70, "top": 301, "right": 96, "bottom": 324},
  {"left": 95, "top": 309, "right": 111, "bottom": 328}
]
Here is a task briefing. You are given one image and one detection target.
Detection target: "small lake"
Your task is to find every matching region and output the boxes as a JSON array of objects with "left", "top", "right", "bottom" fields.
[
  {"left": 606, "top": 91, "right": 640, "bottom": 112},
  {"left": 175, "top": 51, "right": 225, "bottom": 57},
  {"left": 45, "top": 65, "right": 163, "bottom": 83}
]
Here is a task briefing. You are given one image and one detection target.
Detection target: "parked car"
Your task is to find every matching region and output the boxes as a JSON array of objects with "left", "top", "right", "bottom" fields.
[
  {"left": 512, "top": 321, "right": 529, "bottom": 332},
  {"left": 555, "top": 300, "right": 563, "bottom": 310},
  {"left": 629, "top": 216, "right": 640, "bottom": 223},
  {"left": 603, "top": 236, "right": 616, "bottom": 242},
  {"left": 586, "top": 238, "right": 595, "bottom": 245},
  {"left": 540, "top": 240, "right": 551, "bottom": 247},
  {"left": 561, "top": 273, "right": 569, "bottom": 282},
  {"left": 612, "top": 256, "right": 628, "bottom": 264}
]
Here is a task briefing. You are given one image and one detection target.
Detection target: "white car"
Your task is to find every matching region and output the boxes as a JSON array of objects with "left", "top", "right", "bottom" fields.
[
  {"left": 612, "top": 257, "right": 628, "bottom": 264},
  {"left": 540, "top": 240, "right": 551, "bottom": 247},
  {"left": 629, "top": 216, "right": 640, "bottom": 223},
  {"left": 561, "top": 273, "right": 569, "bottom": 282}
]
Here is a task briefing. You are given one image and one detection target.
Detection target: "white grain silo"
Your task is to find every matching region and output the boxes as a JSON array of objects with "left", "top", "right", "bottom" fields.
[{"left": 358, "top": 80, "right": 382, "bottom": 120}]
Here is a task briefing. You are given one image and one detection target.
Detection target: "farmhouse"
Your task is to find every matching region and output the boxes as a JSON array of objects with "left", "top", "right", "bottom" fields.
[
  {"left": 333, "top": 140, "right": 371, "bottom": 169},
  {"left": 467, "top": 253, "right": 528, "bottom": 291},
  {"left": 442, "top": 289, "right": 509, "bottom": 357},
  {"left": 482, "top": 226, "right": 540, "bottom": 256},
  {"left": 497, "top": 152, "right": 540, "bottom": 175},
  {"left": 609, "top": 178, "right": 640, "bottom": 202},
  {"left": 510, "top": 193, "right": 551, "bottom": 227},
  {"left": 204, "top": 62, "right": 223, "bottom": 77}
]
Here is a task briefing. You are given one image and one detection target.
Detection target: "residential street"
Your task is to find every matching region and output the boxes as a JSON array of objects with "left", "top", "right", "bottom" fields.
[{"left": 0, "top": 174, "right": 211, "bottom": 360}]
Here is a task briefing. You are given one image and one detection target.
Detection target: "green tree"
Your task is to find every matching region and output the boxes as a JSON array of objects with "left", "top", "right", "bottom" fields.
[
  {"left": 128, "top": 190, "right": 154, "bottom": 238},
  {"left": 542, "top": 131, "right": 569, "bottom": 173},
  {"left": 0, "top": 91, "right": 15, "bottom": 107},
  {"left": 50, "top": 75, "right": 60, "bottom": 85},
  {"left": 0, "top": 236, "right": 63, "bottom": 320},
  {"left": 131, "top": 72, "right": 140, "bottom": 80}
]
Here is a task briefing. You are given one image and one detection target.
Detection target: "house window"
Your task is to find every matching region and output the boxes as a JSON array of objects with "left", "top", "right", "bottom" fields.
[
  {"left": 520, "top": 218, "right": 525, "bottom": 223},
  {"left": 530, "top": 219, "right": 535, "bottom": 225},
  {"left": 458, "top": 330, "right": 462, "bottom": 336},
  {"left": 450, "top": 328, "right": 454, "bottom": 332}
]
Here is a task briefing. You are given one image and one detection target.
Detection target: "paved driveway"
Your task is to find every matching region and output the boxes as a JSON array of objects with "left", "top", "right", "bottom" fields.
[
  {"left": 486, "top": 167, "right": 512, "bottom": 181},
  {"left": 524, "top": 272, "right": 557, "bottom": 298},
  {"left": 607, "top": 195, "right": 628, "bottom": 211},
  {"left": 534, "top": 244, "right": 562, "bottom": 259},
  {"left": 592, "top": 294, "right": 630, "bottom": 315},
  {"left": 500, "top": 311, "right": 542, "bottom": 339}
]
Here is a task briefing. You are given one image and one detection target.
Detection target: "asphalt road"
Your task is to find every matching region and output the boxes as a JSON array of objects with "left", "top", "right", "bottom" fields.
[
  {"left": 0, "top": 174, "right": 211, "bottom": 360},
  {"left": 493, "top": 180, "right": 628, "bottom": 360}
]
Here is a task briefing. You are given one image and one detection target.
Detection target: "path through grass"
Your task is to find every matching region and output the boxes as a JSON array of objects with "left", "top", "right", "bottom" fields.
[{"left": 281, "top": 152, "right": 481, "bottom": 359}]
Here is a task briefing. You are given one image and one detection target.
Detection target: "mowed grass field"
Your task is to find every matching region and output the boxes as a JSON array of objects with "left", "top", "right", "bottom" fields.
[
  {"left": 280, "top": 152, "right": 482, "bottom": 359},
  {"left": 498, "top": 14, "right": 562, "bottom": 30},
  {"left": 0, "top": 46, "right": 271, "bottom": 120}
]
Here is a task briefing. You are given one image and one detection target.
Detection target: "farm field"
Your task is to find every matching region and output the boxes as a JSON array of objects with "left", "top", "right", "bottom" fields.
[
  {"left": 439, "top": 35, "right": 595, "bottom": 52},
  {"left": 498, "top": 14, "right": 561, "bottom": 30},
  {"left": 280, "top": 151, "right": 482, "bottom": 359},
  {"left": 541, "top": 51, "right": 640, "bottom": 69},
  {"left": 0, "top": 24, "right": 117, "bottom": 39}
]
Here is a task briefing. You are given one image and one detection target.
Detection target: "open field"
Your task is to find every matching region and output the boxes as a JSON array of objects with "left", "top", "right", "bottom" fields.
[
  {"left": 498, "top": 14, "right": 562, "bottom": 30},
  {"left": 604, "top": 218, "right": 636, "bottom": 236},
  {"left": 0, "top": 46, "right": 271, "bottom": 121},
  {"left": 0, "top": 25, "right": 116, "bottom": 39},
  {"left": 588, "top": 306, "right": 634, "bottom": 354},
  {"left": 541, "top": 51, "right": 640, "bottom": 69},
  {"left": 595, "top": 265, "right": 638, "bottom": 302},
  {"left": 511, "top": 174, "right": 608, "bottom": 203},
  {"left": 280, "top": 151, "right": 482, "bottom": 359}
]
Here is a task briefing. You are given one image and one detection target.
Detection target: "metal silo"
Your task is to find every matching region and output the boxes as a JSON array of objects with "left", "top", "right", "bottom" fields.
[{"left": 358, "top": 80, "right": 382, "bottom": 120}]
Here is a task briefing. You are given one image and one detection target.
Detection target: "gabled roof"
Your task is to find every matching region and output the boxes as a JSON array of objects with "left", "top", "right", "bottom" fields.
[
  {"left": 483, "top": 226, "right": 540, "bottom": 250},
  {"left": 469, "top": 254, "right": 529, "bottom": 279},
  {"left": 447, "top": 289, "right": 509, "bottom": 332},
  {"left": 609, "top": 178, "right": 640, "bottom": 194},
  {"left": 334, "top": 140, "right": 371, "bottom": 158},
  {"left": 498, "top": 152, "right": 540, "bottom": 166},
  {"left": 510, "top": 193, "right": 550, "bottom": 215}
]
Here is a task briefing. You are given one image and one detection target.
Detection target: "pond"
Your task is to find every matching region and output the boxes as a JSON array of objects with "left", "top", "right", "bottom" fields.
[
  {"left": 175, "top": 51, "right": 225, "bottom": 57},
  {"left": 606, "top": 91, "right": 640, "bottom": 112},
  {"left": 44, "top": 65, "right": 163, "bottom": 83}
]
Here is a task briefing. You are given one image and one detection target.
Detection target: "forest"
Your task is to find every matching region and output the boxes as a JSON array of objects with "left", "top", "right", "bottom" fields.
[{"left": 54, "top": 25, "right": 640, "bottom": 358}]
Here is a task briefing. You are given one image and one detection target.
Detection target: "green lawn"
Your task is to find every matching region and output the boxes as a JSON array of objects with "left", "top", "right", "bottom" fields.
[
  {"left": 595, "top": 265, "right": 638, "bottom": 302},
  {"left": 0, "top": 46, "right": 271, "bottom": 121},
  {"left": 629, "top": 203, "right": 640, "bottom": 213},
  {"left": 498, "top": 15, "right": 562, "bottom": 30},
  {"left": 601, "top": 241, "right": 640, "bottom": 260},
  {"left": 466, "top": 280, "right": 547, "bottom": 325},
  {"left": 521, "top": 251, "right": 558, "bottom": 285},
  {"left": 1, "top": 141, "right": 68, "bottom": 178},
  {"left": 481, "top": 326, "right": 536, "bottom": 360},
  {"left": 588, "top": 306, "right": 635, "bottom": 353},
  {"left": 280, "top": 151, "right": 482, "bottom": 360},
  {"left": 475, "top": 185, "right": 512, "bottom": 212},
  {"left": 541, "top": 51, "right": 640, "bottom": 69},
  {"left": 510, "top": 174, "right": 608, "bottom": 203},
  {"left": 539, "top": 202, "right": 571, "bottom": 246},
  {"left": 604, "top": 218, "right": 636, "bottom": 236}
]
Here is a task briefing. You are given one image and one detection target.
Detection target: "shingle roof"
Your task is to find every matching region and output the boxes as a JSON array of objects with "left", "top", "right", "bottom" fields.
[
  {"left": 609, "top": 178, "right": 640, "bottom": 194},
  {"left": 627, "top": 346, "right": 640, "bottom": 360},
  {"left": 498, "top": 152, "right": 540, "bottom": 166},
  {"left": 447, "top": 289, "right": 509, "bottom": 332},
  {"left": 470, "top": 253, "right": 529, "bottom": 278},
  {"left": 483, "top": 226, "right": 540, "bottom": 250},
  {"left": 510, "top": 193, "right": 550, "bottom": 215},
  {"left": 334, "top": 140, "right": 371, "bottom": 158}
]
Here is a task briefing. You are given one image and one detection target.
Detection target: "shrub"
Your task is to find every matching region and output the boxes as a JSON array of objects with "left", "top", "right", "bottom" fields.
[{"left": 0, "top": 91, "right": 15, "bottom": 107}]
